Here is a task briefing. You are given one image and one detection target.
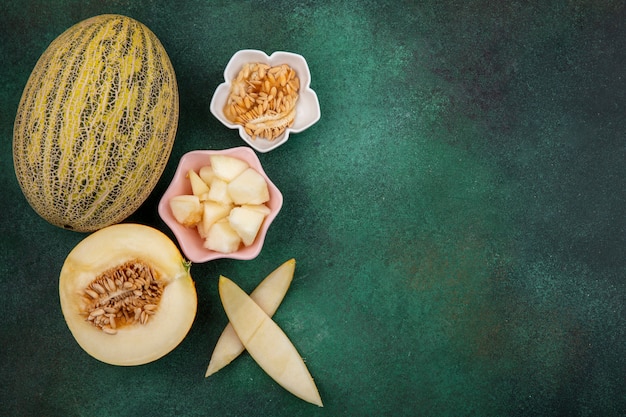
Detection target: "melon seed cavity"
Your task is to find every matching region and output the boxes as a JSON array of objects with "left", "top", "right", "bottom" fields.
[{"left": 82, "top": 260, "right": 164, "bottom": 335}]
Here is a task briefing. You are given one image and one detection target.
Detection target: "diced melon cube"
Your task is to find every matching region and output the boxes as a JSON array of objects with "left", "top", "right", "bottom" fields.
[
  {"left": 198, "top": 201, "right": 232, "bottom": 238},
  {"left": 228, "top": 206, "right": 267, "bottom": 246},
  {"left": 169, "top": 195, "right": 203, "bottom": 227},
  {"left": 204, "top": 219, "right": 241, "bottom": 253},
  {"left": 198, "top": 192, "right": 211, "bottom": 202},
  {"left": 209, "top": 155, "right": 250, "bottom": 182},
  {"left": 207, "top": 178, "right": 233, "bottom": 205},
  {"left": 188, "top": 169, "right": 210, "bottom": 197},
  {"left": 198, "top": 165, "right": 215, "bottom": 185},
  {"left": 197, "top": 223, "right": 207, "bottom": 239},
  {"left": 240, "top": 204, "right": 271, "bottom": 216},
  {"left": 227, "top": 168, "right": 270, "bottom": 205}
]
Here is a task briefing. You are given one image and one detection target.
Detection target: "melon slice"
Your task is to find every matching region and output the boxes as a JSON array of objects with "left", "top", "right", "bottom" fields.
[
  {"left": 206, "top": 259, "right": 295, "bottom": 376},
  {"left": 218, "top": 275, "right": 323, "bottom": 407}
]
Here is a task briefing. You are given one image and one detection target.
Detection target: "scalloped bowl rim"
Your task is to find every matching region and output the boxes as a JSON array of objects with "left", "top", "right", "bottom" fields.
[
  {"left": 158, "top": 147, "right": 283, "bottom": 263},
  {"left": 209, "top": 49, "right": 320, "bottom": 153}
]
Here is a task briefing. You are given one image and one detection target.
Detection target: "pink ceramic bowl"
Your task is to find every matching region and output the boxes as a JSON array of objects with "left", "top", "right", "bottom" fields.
[{"left": 158, "top": 147, "right": 283, "bottom": 263}]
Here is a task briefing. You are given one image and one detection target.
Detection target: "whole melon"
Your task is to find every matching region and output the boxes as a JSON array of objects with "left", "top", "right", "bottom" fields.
[{"left": 13, "top": 14, "right": 179, "bottom": 232}]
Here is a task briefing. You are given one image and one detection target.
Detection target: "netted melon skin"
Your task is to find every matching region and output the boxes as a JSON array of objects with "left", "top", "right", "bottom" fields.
[{"left": 13, "top": 14, "right": 179, "bottom": 232}]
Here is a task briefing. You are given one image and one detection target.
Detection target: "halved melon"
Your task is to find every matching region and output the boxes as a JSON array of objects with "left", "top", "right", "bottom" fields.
[{"left": 59, "top": 223, "right": 197, "bottom": 366}]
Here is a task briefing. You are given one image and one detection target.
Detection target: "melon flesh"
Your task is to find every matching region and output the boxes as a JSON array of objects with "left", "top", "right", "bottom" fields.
[
  {"left": 59, "top": 223, "right": 197, "bottom": 366},
  {"left": 206, "top": 259, "right": 295, "bottom": 376},
  {"left": 228, "top": 206, "right": 266, "bottom": 246},
  {"left": 204, "top": 219, "right": 241, "bottom": 253},
  {"left": 228, "top": 168, "right": 270, "bottom": 205},
  {"left": 209, "top": 154, "right": 250, "bottom": 181},
  {"left": 219, "top": 275, "right": 323, "bottom": 407},
  {"left": 168, "top": 158, "right": 272, "bottom": 253}
]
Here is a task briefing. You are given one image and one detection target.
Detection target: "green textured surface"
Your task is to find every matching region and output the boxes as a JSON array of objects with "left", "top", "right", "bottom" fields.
[{"left": 1, "top": 1, "right": 625, "bottom": 416}]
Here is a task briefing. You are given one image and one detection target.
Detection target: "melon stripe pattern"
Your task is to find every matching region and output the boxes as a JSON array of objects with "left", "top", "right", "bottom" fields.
[{"left": 13, "top": 14, "right": 179, "bottom": 232}]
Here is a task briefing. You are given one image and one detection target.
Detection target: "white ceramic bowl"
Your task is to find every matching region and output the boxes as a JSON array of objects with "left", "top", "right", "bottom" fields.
[
  {"left": 158, "top": 147, "right": 283, "bottom": 263},
  {"left": 210, "top": 49, "right": 320, "bottom": 153}
]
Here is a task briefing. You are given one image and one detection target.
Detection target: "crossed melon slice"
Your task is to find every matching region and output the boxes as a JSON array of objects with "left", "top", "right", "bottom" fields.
[{"left": 207, "top": 259, "right": 323, "bottom": 407}]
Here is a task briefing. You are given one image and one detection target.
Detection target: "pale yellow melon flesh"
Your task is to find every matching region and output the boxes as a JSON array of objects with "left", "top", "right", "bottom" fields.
[
  {"left": 188, "top": 169, "right": 210, "bottom": 197},
  {"left": 206, "top": 259, "right": 295, "bottom": 376},
  {"left": 218, "top": 275, "right": 323, "bottom": 407},
  {"left": 209, "top": 154, "right": 250, "bottom": 182},
  {"left": 59, "top": 224, "right": 197, "bottom": 366}
]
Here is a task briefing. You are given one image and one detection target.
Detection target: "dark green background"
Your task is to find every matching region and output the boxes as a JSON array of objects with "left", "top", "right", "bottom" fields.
[{"left": 1, "top": 1, "right": 625, "bottom": 416}]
